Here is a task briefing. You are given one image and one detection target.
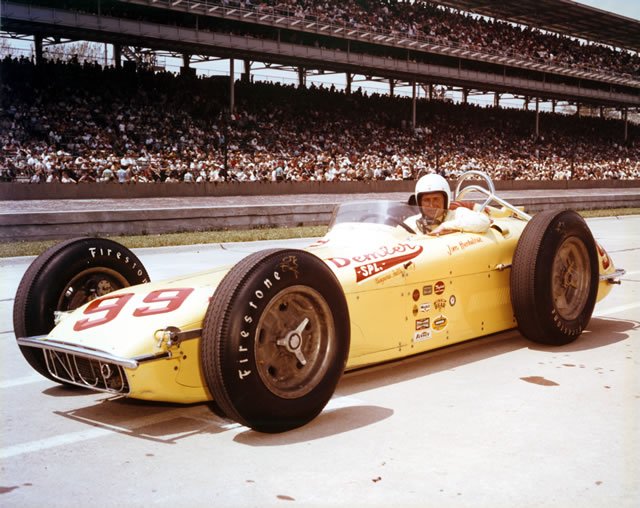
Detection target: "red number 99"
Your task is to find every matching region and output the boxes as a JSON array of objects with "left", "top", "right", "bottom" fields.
[
  {"left": 73, "top": 293, "right": 134, "bottom": 331},
  {"left": 133, "top": 288, "right": 194, "bottom": 317}
]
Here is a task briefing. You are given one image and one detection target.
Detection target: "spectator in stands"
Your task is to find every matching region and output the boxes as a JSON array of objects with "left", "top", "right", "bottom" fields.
[
  {"left": 101, "top": 165, "right": 116, "bottom": 182},
  {"left": 0, "top": 55, "right": 637, "bottom": 186},
  {"left": 116, "top": 165, "right": 129, "bottom": 183}
]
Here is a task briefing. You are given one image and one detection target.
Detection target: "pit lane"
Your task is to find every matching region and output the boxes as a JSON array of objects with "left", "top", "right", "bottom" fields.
[{"left": 1, "top": 215, "right": 638, "bottom": 507}]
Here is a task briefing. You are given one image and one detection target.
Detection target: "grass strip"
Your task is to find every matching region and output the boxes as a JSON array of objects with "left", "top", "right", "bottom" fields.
[
  {"left": 0, "top": 225, "right": 329, "bottom": 258},
  {"left": 1, "top": 208, "right": 638, "bottom": 259}
]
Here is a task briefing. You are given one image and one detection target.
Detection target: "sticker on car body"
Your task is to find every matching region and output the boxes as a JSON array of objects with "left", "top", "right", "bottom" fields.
[
  {"left": 433, "top": 315, "right": 448, "bottom": 331},
  {"left": 414, "top": 330, "right": 432, "bottom": 342},
  {"left": 327, "top": 243, "right": 423, "bottom": 283}
]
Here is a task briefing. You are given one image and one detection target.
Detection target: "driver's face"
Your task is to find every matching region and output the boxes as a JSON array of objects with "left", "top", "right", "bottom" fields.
[{"left": 419, "top": 192, "right": 445, "bottom": 211}]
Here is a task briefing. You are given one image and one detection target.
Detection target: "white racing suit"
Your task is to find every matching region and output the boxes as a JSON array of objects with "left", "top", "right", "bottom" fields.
[
  {"left": 433, "top": 206, "right": 490, "bottom": 234},
  {"left": 412, "top": 205, "right": 490, "bottom": 235}
]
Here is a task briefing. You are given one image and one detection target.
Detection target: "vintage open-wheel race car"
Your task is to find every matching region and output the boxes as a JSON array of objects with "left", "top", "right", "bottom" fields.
[{"left": 14, "top": 171, "right": 624, "bottom": 432}]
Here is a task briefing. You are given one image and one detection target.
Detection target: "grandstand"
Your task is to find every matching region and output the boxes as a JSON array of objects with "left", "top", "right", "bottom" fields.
[{"left": 1, "top": 0, "right": 639, "bottom": 186}]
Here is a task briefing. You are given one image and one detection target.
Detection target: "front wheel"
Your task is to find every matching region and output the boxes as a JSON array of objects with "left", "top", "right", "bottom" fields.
[
  {"left": 13, "top": 237, "right": 150, "bottom": 383},
  {"left": 510, "top": 210, "right": 598, "bottom": 346},
  {"left": 200, "top": 249, "right": 350, "bottom": 433}
]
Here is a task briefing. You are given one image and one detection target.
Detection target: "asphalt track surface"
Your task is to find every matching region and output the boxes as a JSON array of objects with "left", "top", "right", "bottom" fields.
[
  {"left": 1, "top": 215, "right": 639, "bottom": 508},
  {"left": 2, "top": 187, "right": 640, "bottom": 214}
]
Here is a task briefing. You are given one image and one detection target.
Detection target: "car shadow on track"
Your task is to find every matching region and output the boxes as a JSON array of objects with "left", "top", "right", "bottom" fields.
[
  {"left": 46, "top": 317, "right": 635, "bottom": 446},
  {"left": 234, "top": 405, "right": 395, "bottom": 446},
  {"left": 528, "top": 316, "right": 638, "bottom": 353},
  {"left": 335, "top": 316, "right": 635, "bottom": 399}
]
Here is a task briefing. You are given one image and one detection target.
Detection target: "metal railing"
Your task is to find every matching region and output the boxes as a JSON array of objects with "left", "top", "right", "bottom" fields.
[{"left": 121, "top": 0, "right": 639, "bottom": 87}]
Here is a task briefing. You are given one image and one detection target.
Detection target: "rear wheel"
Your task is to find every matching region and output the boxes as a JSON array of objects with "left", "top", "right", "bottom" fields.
[
  {"left": 13, "top": 237, "right": 150, "bottom": 383},
  {"left": 510, "top": 210, "right": 598, "bottom": 345},
  {"left": 201, "top": 249, "right": 350, "bottom": 433}
]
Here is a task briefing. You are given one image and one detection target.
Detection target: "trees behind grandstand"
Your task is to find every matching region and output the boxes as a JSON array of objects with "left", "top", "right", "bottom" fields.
[
  {"left": 42, "top": 41, "right": 105, "bottom": 65},
  {"left": 0, "top": 39, "right": 106, "bottom": 66}
]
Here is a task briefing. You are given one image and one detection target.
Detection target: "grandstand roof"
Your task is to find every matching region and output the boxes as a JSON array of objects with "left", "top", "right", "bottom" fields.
[{"left": 436, "top": 0, "right": 640, "bottom": 52}]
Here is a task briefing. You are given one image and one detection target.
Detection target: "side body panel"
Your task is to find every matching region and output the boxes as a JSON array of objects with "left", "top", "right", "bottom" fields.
[{"left": 309, "top": 219, "right": 526, "bottom": 369}]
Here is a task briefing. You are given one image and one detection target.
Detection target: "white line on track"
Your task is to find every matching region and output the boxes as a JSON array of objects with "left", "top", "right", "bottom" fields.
[
  {"left": 0, "top": 395, "right": 366, "bottom": 459},
  {"left": 0, "top": 374, "right": 45, "bottom": 389},
  {"left": 0, "top": 406, "right": 218, "bottom": 460}
]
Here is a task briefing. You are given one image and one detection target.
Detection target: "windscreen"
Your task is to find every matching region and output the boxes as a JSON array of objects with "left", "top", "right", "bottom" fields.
[{"left": 328, "top": 200, "right": 420, "bottom": 231}]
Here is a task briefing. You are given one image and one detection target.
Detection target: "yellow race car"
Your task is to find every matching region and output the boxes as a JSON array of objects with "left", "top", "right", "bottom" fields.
[{"left": 14, "top": 172, "right": 624, "bottom": 432}]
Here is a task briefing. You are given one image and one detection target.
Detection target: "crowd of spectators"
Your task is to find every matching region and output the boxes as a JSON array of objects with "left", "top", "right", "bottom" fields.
[
  {"left": 240, "top": 0, "right": 640, "bottom": 78},
  {"left": 1, "top": 56, "right": 638, "bottom": 185}
]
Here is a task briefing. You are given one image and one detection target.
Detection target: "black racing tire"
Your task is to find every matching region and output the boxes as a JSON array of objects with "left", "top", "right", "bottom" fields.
[
  {"left": 13, "top": 237, "right": 150, "bottom": 383},
  {"left": 201, "top": 248, "right": 350, "bottom": 433},
  {"left": 510, "top": 210, "right": 598, "bottom": 346}
]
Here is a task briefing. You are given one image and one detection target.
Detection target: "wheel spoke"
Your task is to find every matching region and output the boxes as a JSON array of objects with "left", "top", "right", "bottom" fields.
[{"left": 294, "top": 317, "right": 309, "bottom": 335}]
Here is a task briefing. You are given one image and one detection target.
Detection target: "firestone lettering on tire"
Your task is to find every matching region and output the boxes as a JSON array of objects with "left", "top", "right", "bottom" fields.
[
  {"left": 87, "top": 247, "right": 148, "bottom": 282},
  {"left": 237, "top": 270, "right": 282, "bottom": 380}
]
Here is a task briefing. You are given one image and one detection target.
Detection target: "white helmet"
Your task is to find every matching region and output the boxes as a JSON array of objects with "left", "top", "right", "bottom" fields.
[{"left": 415, "top": 173, "right": 451, "bottom": 210}]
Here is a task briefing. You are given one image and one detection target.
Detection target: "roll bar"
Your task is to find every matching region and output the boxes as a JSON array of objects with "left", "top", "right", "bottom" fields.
[{"left": 453, "top": 170, "right": 532, "bottom": 221}]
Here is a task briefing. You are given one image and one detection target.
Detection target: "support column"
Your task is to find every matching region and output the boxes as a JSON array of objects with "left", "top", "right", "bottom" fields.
[
  {"left": 412, "top": 81, "right": 417, "bottom": 130},
  {"left": 181, "top": 53, "right": 191, "bottom": 75},
  {"left": 346, "top": 72, "right": 352, "bottom": 95},
  {"left": 229, "top": 59, "right": 235, "bottom": 113},
  {"left": 600, "top": 106, "right": 604, "bottom": 118},
  {"left": 297, "top": 67, "right": 306, "bottom": 88},
  {"left": 551, "top": 99, "right": 556, "bottom": 113},
  {"left": 243, "top": 59, "right": 251, "bottom": 83},
  {"left": 462, "top": 88, "right": 468, "bottom": 104},
  {"left": 34, "top": 35, "right": 43, "bottom": 65},
  {"left": 113, "top": 44, "right": 122, "bottom": 69},
  {"left": 523, "top": 96, "right": 530, "bottom": 110},
  {"left": 389, "top": 79, "right": 395, "bottom": 97},
  {"left": 576, "top": 103, "right": 581, "bottom": 116},
  {"left": 535, "top": 98, "right": 540, "bottom": 139},
  {"left": 494, "top": 92, "right": 500, "bottom": 108},
  {"left": 623, "top": 108, "right": 628, "bottom": 143}
]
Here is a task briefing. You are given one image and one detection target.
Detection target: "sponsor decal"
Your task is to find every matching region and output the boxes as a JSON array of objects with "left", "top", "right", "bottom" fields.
[
  {"left": 412, "top": 289, "right": 420, "bottom": 301},
  {"left": 420, "top": 302, "right": 431, "bottom": 313},
  {"left": 423, "top": 285, "right": 433, "bottom": 296},
  {"left": 434, "top": 298, "right": 446, "bottom": 311},
  {"left": 415, "top": 317, "right": 430, "bottom": 331},
  {"left": 433, "top": 315, "right": 448, "bottom": 331},
  {"left": 280, "top": 255, "right": 300, "bottom": 279},
  {"left": 375, "top": 266, "right": 404, "bottom": 285},
  {"left": 596, "top": 242, "right": 611, "bottom": 270},
  {"left": 327, "top": 243, "right": 423, "bottom": 283},
  {"left": 449, "top": 295, "right": 457, "bottom": 307},
  {"left": 434, "top": 281, "right": 445, "bottom": 295},
  {"left": 414, "top": 330, "right": 432, "bottom": 342},
  {"left": 446, "top": 236, "right": 483, "bottom": 256}
]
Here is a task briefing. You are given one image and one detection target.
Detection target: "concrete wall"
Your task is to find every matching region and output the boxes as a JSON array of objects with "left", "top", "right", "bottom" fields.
[
  {"left": 2, "top": 179, "right": 640, "bottom": 201},
  {"left": 2, "top": 189, "right": 639, "bottom": 242}
]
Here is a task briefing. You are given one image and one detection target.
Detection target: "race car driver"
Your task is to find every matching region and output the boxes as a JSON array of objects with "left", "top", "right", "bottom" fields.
[{"left": 413, "top": 173, "right": 490, "bottom": 235}]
